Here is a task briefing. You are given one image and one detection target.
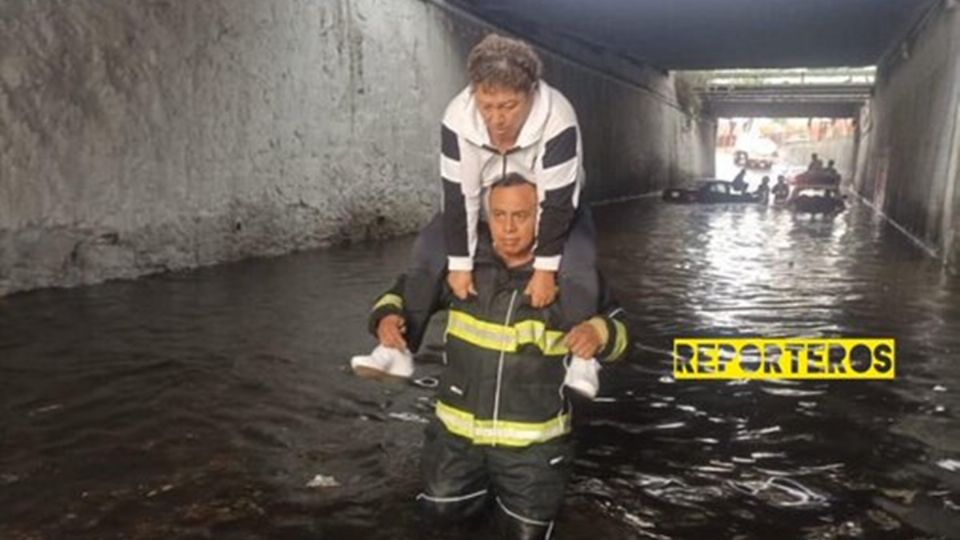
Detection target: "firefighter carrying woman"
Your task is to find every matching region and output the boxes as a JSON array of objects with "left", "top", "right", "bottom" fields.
[{"left": 350, "top": 34, "right": 631, "bottom": 539}]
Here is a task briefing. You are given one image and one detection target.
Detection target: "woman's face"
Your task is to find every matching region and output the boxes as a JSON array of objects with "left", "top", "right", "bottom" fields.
[{"left": 474, "top": 83, "right": 534, "bottom": 148}]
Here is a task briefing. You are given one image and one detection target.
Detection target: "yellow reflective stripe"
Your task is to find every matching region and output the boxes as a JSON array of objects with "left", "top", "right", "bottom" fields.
[
  {"left": 435, "top": 401, "right": 571, "bottom": 447},
  {"left": 608, "top": 319, "right": 628, "bottom": 361},
  {"left": 447, "top": 311, "right": 517, "bottom": 352},
  {"left": 514, "top": 320, "right": 569, "bottom": 356},
  {"left": 436, "top": 401, "right": 480, "bottom": 440},
  {"left": 373, "top": 293, "right": 403, "bottom": 311},
  {"left": 446, "top": 311, "right": 568, "bottom": 356}
]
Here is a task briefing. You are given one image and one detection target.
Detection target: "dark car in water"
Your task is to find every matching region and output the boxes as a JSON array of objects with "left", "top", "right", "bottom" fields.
[
  {"left": 789, "top": 186, "right": 846, "bottom": 214},
  {"left": 662, "top": 179, "right": 759, "bottom": 204}
]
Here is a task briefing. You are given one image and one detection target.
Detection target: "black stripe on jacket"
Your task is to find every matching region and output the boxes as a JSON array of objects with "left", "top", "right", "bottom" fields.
[
  {"left": 536, "top": 182, "right": 577, "bottom": 258},
  {"left": 442, "top": 178, "right": 469, "bottom": 257},
  {"left": 441, "top": 124, "right": 460, "bottom": 161},
  {"left": 542, "top": 126, "right": 577, "bottom": 169}
]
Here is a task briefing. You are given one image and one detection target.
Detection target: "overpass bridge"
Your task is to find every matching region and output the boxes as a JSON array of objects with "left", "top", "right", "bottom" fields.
[
  {"left": 698, "top": 83, "right": 872, "bottom": 118},
  {"left": 695, "top": 70, "right": 875, "bottom": 117}
]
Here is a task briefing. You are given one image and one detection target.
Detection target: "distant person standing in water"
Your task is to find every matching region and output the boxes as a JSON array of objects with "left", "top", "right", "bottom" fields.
[
  {"left": 825, "top": 159, "right": 841, "bottom": 182},
  {"left": 808, "top": 153, "right": 824, "bottom": 171},
  {"left": 772, "top": 175, "right": 790, "bottom": 203},
  {"left": 755, "top": 176, "right": 771, "bottom": 204}
]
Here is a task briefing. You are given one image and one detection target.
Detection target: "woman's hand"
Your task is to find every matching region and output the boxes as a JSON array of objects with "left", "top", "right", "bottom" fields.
[
  {"left": 377, "top": 314, "right": 408, "bottom": 350},
  {"left": 525, "top": 269, "right": 558, "bottom": 308},
  {"left": 447, "top": 270, "right": 477, "bottom": 300}
]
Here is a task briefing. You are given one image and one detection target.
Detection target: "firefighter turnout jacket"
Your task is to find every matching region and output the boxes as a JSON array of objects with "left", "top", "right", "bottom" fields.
[{"left": 368, "top": 251, "right": 630, "bottom": 447}]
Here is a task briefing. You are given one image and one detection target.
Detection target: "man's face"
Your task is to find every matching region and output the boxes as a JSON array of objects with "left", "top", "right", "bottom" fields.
[
  {"left": 488, "top": 183, "right": 538, "bottom": 262},
  {"left": 474, "top": 83, "right": 534, "bottom": 146}
]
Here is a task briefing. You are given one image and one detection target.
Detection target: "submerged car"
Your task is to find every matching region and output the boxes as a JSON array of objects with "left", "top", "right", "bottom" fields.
[
  {"left": 662, "top": 179, "right": 759, "bottom": 204},
  {"left": 788, "top": 186, "right": 846, "bottom": 214}
]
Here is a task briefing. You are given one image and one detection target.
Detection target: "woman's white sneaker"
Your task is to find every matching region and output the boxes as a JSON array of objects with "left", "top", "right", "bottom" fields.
[
  {"left": 564, "top": 356, "right": 600, "bottom": 399},
  {"left": 351, "top": 345, "right": 414, "bottom": 378}
]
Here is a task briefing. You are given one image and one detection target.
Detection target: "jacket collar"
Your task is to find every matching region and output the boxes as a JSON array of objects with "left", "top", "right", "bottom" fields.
[{"left": 476, "top": 250, "right": 534, "bottom": 276}]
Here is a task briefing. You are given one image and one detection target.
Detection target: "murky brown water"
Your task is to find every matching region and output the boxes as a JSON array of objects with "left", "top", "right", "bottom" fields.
[{"left": 2, "top": 197, "right": 959, "bottom": 539}]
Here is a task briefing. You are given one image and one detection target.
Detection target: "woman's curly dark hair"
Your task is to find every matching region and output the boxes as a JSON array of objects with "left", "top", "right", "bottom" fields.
[{"left": 467, "top": 34, "right": 542, "bottom": 93}]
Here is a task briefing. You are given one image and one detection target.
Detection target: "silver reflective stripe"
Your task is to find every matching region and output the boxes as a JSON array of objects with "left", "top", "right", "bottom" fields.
[
  {"left": 470, "top": 422, "right": 568, "bottom": 442},
  {"left": 496, "top": 496, "right": 552, "bottom": 527},
  {"left": 514, "top": 323, "right": 545, "bottom": 343},
  {"left": 416, "top": 489, "right": 488, "bottom": 504},
  {"left": 434, "top": 401, "right": 572, "bottom": 446},
  {"left": 447, "top": 313, "right": 516, "bottom": 350}
]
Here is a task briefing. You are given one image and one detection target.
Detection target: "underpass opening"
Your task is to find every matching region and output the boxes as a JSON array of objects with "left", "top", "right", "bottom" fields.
[
  {"left": 715, "top": 117, "right": 858, "bottom": 192},
  {"left": 679, "top": 68, "right": 872, "bottom": 191}
]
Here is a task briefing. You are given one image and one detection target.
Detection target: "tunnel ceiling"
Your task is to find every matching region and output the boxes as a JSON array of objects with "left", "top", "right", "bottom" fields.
[{"left": 449, "top": 0, "right": 937, "bottom": 69}]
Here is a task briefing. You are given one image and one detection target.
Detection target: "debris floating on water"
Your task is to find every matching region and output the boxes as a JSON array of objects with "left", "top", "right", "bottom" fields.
[
  {"left": 28, "top": 404, "right": 63, "bottom": 416},
  {"left": 388, "top": 412, "right": 429, "bottom": 424},
  {"left": 936, "top": 459, "right": 960, "bottom": 472},
  {"left": 306, "top": 474, "right": 340, "bottom": 489}
]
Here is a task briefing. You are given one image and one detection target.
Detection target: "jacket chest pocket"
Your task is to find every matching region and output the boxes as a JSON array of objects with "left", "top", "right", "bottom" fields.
[{"left": 437, "top": 335, "right": 475, "bottom": 409}]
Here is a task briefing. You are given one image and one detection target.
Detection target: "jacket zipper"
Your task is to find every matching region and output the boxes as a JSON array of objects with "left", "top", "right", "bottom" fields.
[
  {"left": 491, "top": 289, "right": 519, "bottom": 446},
  {"left": 482, "top": 145, "right": 521, "bottom": 181}
]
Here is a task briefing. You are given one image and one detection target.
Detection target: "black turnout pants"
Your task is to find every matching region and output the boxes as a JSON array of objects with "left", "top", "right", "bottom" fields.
[
  {"left": 402, "top": 208, "right": 599, "bottom": 352},
  {"left": 417, "top": 421, "right": 574, "bottom": 540}
]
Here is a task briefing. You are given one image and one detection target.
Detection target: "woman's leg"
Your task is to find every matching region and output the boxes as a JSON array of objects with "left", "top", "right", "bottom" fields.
[
  {"left": 557, "top": 208, "right": 599, "bottom": 328},
  {"left": 402, "top": 212, "right": 449, "bottom": 353}
]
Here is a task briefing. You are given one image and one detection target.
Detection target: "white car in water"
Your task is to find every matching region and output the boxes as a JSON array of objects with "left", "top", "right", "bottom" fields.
[{"left": 734, "top": 136, "right": 779, "bottom": 170}]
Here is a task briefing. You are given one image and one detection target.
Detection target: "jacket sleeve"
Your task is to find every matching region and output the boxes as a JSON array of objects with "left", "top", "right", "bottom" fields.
[
  {"left": 441, "top": 121, "right": 482, "bottom": 272},
  {"left": 367, "top": 276, "right": 408, "bottom": 337},
  {"left": 367, "top": 275, "right": 453, "bottom": 337},
  {"left": 535, "top": 122, "right": 582, "bottom": 272},
  {"left": 589, "top": 272, "right": 631, "bottom": 363}
]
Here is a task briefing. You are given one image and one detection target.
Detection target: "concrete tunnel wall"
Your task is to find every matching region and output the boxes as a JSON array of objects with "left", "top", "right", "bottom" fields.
[
  {"left": 855, "top": 0, "right": 960, "bottom": 269},
  {"left": 0, "top": 0, "right": 714, "bottom": 296}
]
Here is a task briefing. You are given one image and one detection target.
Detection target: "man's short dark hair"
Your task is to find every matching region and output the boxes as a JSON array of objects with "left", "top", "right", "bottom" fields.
[{"left": 490, "top": 172, "right": 536, "bottom": 193}]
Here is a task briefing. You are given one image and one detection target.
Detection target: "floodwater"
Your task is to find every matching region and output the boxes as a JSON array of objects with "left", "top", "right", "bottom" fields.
[{"left": 1, "top": 197, "right": 959, "bottom": 539}]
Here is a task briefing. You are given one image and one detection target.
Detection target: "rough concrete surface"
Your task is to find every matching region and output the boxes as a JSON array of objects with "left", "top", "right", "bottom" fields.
[
  {"left": 0, "top": 0, "right": 465, "bottom": 295},
  {"left": 557, "top": 68, "right": 715, "bottom": 201},
  {"left": 0, "top": 0, "right": 712, "bottom": 295},
  {"left": 855, "top": 1, "right": 960, "bottom": 268}
]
